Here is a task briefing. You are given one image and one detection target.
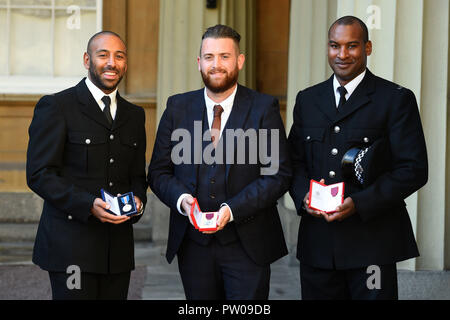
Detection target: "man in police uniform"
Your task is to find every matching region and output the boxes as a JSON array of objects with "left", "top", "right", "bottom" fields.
[
  {"left": 26, "top": 31, "right": 147, "bottom": 299},
  {"left": 288, "top": 16, "right": 428, "bottom": 299}
]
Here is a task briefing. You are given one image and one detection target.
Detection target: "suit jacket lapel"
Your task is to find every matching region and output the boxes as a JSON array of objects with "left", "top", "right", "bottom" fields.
[
  {"left": 314, "top": 71, "right": 375, "bottom": 124},
  {"left": 314, "top": 76, "right": 338, "bottom": 122},
  {"left": 224, "top": 85, "right": 252, "bottom": 180},
  {"left": 76, "top": 78, "right": 113, "bottom": 129},
  {"left": 112, "top": 92, "right": 130, "bottom": 130},
  {"left": 334, "top": 70, "right": 375, "bottom": 123},
  {"left": 224, "top": 85, "right": 252, "bottom": 133},
  {"left": 187, "top": 89, "right": 207, "bottom": 191}
]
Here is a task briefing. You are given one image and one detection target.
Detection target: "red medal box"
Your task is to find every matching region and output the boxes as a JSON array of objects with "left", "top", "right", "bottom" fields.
[{"left": 308, "top": 179, "right": 344, "bottom": 214}]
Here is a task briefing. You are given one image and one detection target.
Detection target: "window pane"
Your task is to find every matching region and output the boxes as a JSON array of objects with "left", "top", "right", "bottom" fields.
[
  {"left": 0, "top": 9, "right": 7, "bottom": 75},
  {"left": 55, "top": 0, "right": 97, "bottom": 7},
  {"left": 10, "top": 8, "right": 52, "bottom": 76},
  {"left": 11, "top": 0, "right": 52, "bottom": 5},
  {"left": 54, "top": 9, "right": 96, "bottom": 76},
  {"left": 0, "top": 0, "right": 7, "bottom": 6}
]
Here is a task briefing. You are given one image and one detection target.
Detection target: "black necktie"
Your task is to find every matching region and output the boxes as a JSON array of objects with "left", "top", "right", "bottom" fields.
[
  {"left": 337, "top": 86, "right": 347, "bottom": 110},
  {"left": 101, "top": 96, "right": 113, "bottom": 126}
]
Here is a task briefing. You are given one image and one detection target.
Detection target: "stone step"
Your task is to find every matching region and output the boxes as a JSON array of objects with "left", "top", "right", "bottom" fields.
[
  {"left": 0, "top": 191, "right": 155, "bottom": 242},
  {"left": 0, "top": 222, "right": 151, "bottom": 242},
  {"left": 0, "top": 241, "right": 34, "bottom": 264},
  {"left": 0, "top": 240, "right": 156, "bottom": 265},
  {"left": 0, "top": 223, "right": 38, "bottom": 242},
  {"left": 0, "top": 192, "right": 158, "bottom": 224},
  {"left": 134, "top": 223, "right": 152, "bottom": 241},
  {"left": 0, "top": 192, "right": 43, "bottom": 223}
]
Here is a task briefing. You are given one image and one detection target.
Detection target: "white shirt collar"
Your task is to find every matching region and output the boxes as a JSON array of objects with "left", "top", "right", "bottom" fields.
[
  {"left": 333, "top": 69, "right": 366, "bottom": 107},
  {"left": 203, "top": 84, "right": 238, "bottom": 114},
  {"left": 203, "top": 85, "right": 238, "bottom": 131},
  {"left": 85, "top": 77, "right": 117, "bottom": 105}
]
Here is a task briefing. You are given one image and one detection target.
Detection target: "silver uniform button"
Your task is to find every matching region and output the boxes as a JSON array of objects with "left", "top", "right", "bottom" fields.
[
  {"left": 334, "top": 126, "right": 340, "bottom": 133},
  {"left": 110, "top": 134, "right": 114, "bottom": 140},
  {"left": 68, "top": 215, "right": 72, "bottom": 220},
  {"left": 331, "top": 148, "right": 338, "bottom": 156},
  {"left": 109, "top": 182, "right": 113, "bottom": 187},
  {"left": 329, "top": 171, "right": 336, "bottom": 178},
  {"left": 85, "top": 139, "right": 91, "bottom": 144},
  {"left": 110, "top": 158, "right": 114, "bottom": 164},
  {"left": 306, "top": 136, "right": 311, "bottom": 141},
  {"left": 363, "top": 137, "right": 369, "bottom": 143}
]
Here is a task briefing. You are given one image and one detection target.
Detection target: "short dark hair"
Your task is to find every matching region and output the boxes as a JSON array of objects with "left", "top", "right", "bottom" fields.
[
  {"left": 200, "top": 24, "right": 241, "bottom": 54},
  {"left": 86, "top": 31, "right": 125, "bottom": 55},
  {"left": 329, "top": 16, "right": 369, "bottom": 43}
]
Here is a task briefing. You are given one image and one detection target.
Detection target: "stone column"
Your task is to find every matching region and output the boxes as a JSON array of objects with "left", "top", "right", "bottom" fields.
[{"left": 416, "top": 0, "right": 449, "bottom": 271}]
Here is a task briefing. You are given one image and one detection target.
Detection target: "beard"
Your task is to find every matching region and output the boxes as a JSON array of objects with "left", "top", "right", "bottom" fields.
[
  {"left": 88, "top": 60, "right": 124, "bottom": 92},
  {"left": 201, "top": 66, "right": 239, "bottom": 93}
]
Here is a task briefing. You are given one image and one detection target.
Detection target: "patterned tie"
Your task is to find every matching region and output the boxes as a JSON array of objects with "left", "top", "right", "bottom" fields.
[
  {"left": 101, "top": 95, "right": 113, "bottom": 126},
  {"left": 337, "top": 86, "right": 347, "bottom": 110},
  {"left": 211, "top": 104, "right": 224, "bottom": 148}
]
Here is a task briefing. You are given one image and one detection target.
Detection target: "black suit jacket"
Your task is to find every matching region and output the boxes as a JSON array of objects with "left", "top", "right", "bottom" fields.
[
  {"left": 148, "top": 85, "right": 291, "bottom": 266},
  {"left": 288, "top": 70, "right": 428, "bottom": 269},
  {"left": 26, "top": 79, "right": 147, "bottom": 274}
]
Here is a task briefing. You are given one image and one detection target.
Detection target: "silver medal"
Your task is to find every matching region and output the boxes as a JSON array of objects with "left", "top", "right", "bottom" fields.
[{"left": 121, "top": 195, "right": 132, "bottom": 213}]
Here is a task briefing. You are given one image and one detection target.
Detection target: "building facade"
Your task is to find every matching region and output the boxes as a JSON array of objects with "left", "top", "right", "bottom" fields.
[{"left": 0, "top": 0, "right": 449, "bottom": 271}]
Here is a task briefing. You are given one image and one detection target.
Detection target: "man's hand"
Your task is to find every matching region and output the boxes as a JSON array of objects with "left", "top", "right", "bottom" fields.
[
  {"left": 90, "top": 198, "right": 130, "bottom": 224},
  {"left": 203, "top": 205, "right": 231, "bottom": 234},
  {"left": 118, "top": 194, "right": 144, "bottom": 215},
  {"left": 181, "top": 195, "right": 195, "bottom": 226},
  {"left": 303, "top": 178, "right": 327, "bottom": 218},
  {"left": 134, "top": 196, "right": 143, "bottom": 214},
  {"left": 322, "top": 197, "right": 356, "bottom": 222}
]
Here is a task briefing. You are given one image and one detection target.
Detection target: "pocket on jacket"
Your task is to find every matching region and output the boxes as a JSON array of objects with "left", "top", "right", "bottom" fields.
[
  {"left": 66, "top": 132, "right": 107, "bottom": 177},
  {"left": 345, "top": 128, "right": 383, "bottom": 149},
  {"left": 119, "top": 134, "right": 139, "bottom": 162},
  {"left": 302, "top": 127, "right": 325, "bottom": 171},
  {"left": 65, "top": 132, "right": 89, "bottom": 176}
]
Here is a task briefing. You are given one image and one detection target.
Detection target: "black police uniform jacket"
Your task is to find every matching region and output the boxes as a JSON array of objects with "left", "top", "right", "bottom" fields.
[
  {"left": 288, "top": 70, "right": 428, "bottom": 269},
  {"left": 26, "top": 79, "right": 147, "bottom": 274}
]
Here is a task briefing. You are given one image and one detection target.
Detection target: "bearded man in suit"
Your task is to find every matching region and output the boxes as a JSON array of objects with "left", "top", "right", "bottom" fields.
[{"left": 148, "top": 24, "right": 292, "bottom": 300}]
